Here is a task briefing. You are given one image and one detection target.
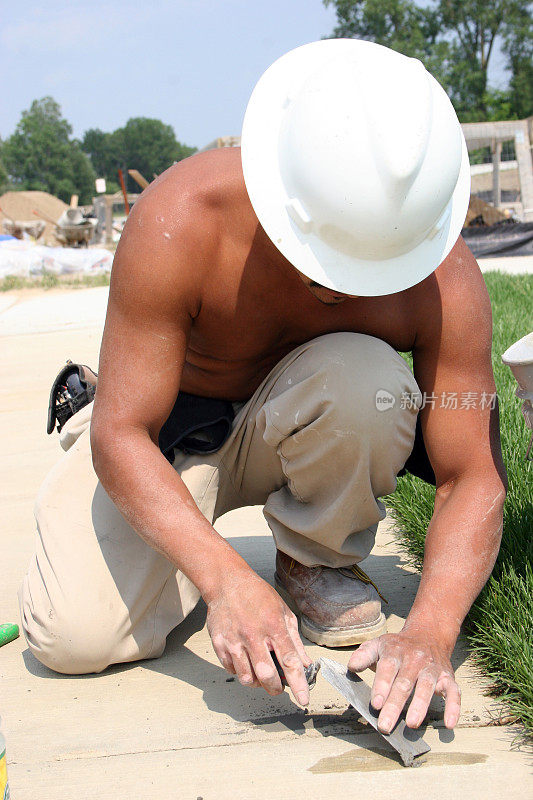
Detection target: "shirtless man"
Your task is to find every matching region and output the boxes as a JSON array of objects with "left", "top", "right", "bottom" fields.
[{"left": 20, "top": 41, "right": 507, "bottom": 737}]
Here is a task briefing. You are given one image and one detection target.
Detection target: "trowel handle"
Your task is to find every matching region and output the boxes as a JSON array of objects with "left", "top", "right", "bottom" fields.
[
  {"left": 270, "top": 651, "right": 288, "bottom": 685},
  {"left": 270, "top": 651, "right": 319, "bottom": 687}
]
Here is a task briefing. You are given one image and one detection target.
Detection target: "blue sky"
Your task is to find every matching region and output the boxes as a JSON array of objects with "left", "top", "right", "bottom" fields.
[
  {"left": 1, "top": 1, "right": 507, "bottom": 150},
  {"left": 1, "top": 0, "right": 338, "bottom": 148}
]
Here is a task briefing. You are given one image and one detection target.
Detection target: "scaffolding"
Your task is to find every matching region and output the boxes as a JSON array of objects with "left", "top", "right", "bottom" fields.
[{"left": 462, "top": 118, "right": 533, "bottom": 222}]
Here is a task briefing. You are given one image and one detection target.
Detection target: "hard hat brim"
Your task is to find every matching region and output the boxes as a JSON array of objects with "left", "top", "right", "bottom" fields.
[{"left": 241, "top": 40, "right": 471, "bottom": 297}]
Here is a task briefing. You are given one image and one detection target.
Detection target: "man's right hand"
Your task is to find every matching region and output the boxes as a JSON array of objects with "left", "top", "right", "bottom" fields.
[{"left": 206, "top": 569, "right": 312, "bottom": 706}]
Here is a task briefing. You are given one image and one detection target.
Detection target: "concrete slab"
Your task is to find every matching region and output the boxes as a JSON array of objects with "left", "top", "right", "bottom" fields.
[
  {"left": 0, "top": 295, "right": 17, "bottom": 313},
  {"left": 7, "top": 726, "right": 530, "bottom": 800},
  {"left": 478, "top": 254, "right": 533, "bottom": 274},
  {"left": 1, "top": 288, "right": 530, "bottom": 799},
  {"left": 0, "top": 286, "right": 108, "bottom": 336}
]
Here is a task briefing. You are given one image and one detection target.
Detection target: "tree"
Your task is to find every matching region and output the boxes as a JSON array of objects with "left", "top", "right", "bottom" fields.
[
  {"left": 323, "top": 0, "right": 533, "bottom": 121},
  {"left": 324, "top": 0, "right": 439, "bottom": 60},
  {"left": 0, "top": 140, "right": 9, "bottom": 194},
  {"left": 2, "top": 97, "right": 96, "bottom": 203},
  {"left": 82, "top": 117, "right": 196, "bottom": 192},
  {"left": 82, "top": 128, "right": 122, "bottom": 180},
  {"left": 81, "top": 128, "right": 122, "bottom": 194},
  {"left": 121, "top": 117, "right": 195, "bottom": 179},
  {"left": 500, "top": 0, "right": 533, "bottom": 118}
]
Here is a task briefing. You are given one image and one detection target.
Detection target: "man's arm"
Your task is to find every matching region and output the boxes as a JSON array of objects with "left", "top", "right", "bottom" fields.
[
  {"left": 91, "top": 174, "right": 310, "bottom": 704},
  {"left": 349, "top": 236, "right": 507, "bottom": 732}
]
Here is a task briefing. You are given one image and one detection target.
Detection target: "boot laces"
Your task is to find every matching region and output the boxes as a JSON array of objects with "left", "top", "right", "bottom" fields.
[{"left": 343, "top": 563, "right": 388, "bottom": 604}]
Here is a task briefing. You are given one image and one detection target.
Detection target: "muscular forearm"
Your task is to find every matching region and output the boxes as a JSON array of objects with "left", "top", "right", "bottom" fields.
[
  {"left": 91, "top": 427, "right": 252, "bottom": 602},
  {"left": 348, "top": 472, "right": 506, "bottom": 733},
  {"left": 404, "top": 473, "right": 506, "bottom": 651},
  {"left": 92, "top": 426, "right": 312, "bottom": 703}
]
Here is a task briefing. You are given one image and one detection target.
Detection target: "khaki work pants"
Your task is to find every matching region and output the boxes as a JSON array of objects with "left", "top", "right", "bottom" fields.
[{"left": 20, "top": 333, "right": 421, "bottom": 675}]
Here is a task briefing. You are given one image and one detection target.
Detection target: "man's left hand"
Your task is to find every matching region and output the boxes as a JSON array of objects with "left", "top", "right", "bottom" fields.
[{"left": 348, "top": 630, "right": 461, "bottom": 732}]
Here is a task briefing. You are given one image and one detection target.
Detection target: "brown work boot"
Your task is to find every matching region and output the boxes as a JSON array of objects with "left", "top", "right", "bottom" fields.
[{"left": 275, "top": 550, "right": 386, "bottom": 647}]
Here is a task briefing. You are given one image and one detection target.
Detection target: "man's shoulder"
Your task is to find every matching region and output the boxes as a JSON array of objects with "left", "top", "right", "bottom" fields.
[
  {"left": 122, "top": 147, "right": 251, "bottom": 265},
  {"left": 111, "top": 149, "right": 251, "bottom": 314},
  {"left": 138, "top": 147, "right": 245, "bottom": 217}
]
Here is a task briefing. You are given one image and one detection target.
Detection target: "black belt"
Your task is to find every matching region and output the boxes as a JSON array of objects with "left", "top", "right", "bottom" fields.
[
  {"left": 158, "top": 391, "right": 236, "bottom": 461},
  {"left": 159, "top": 390, "right": 436, "bottom": 485},
  {"left": 47, "top": 362, "right": 434, "bottom": 484}
]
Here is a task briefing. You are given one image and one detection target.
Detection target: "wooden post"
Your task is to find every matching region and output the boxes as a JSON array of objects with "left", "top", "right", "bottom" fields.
[
  {"left": 492, "top": 139, "right": 502, "bottom": 209},
  {"left": 118, "top": 169, "right": 130, "bottom": 215},
  {"left": 105, "top": 196, "right": 114, "bottom": 245},
  {"left": 515, "top": 121, "right": 533, "bottom": 222},
  {"left": 128, "top": 169, "right": 149, "bottom": 190}
]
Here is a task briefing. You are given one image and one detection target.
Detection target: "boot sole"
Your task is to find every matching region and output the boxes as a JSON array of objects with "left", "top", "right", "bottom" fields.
[{"left": 275, "top": 577, "right": 387, "bottom": 647}]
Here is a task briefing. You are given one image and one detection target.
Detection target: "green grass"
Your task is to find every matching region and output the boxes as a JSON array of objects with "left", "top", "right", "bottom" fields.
[
  {"left": 0, "top": 270, "right": 111, "bottom": 292},
  {"left": 386, "top": 271, "right": 533, "bottom": 735}
]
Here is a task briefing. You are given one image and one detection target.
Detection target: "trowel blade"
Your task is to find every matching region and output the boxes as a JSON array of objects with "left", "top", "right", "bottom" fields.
[{"left": 319, "top": 657, "right": 431, "bottom": 767}]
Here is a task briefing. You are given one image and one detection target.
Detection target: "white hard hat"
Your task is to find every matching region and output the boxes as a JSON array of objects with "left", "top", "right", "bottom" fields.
[{"left": 241, "top": 39, "right": 471, "bottom": 296}]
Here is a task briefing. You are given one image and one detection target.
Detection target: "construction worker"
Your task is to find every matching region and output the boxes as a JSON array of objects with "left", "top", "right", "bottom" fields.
[{"left": 20, "top": 40, "right": 507, "bottom": 736}]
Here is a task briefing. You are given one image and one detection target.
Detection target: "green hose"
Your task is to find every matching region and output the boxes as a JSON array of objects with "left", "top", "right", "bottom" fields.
[{"left": 0, "top": 624, "right": 19, "bottom": 648}]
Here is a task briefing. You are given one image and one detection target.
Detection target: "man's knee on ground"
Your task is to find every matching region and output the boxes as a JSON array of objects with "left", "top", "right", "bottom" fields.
[{"left": 20, "top": 583, "right": 119, "bottom": 675}]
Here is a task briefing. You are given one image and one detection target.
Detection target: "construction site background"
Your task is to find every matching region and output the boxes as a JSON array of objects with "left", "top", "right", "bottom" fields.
[{"left": 1, "top": 118, "right": 533, "bottom": 276}]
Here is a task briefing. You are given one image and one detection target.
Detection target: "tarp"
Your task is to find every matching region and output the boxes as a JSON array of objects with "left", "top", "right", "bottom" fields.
[
  {"left": 2, "top": 224, "right": 530, "bottom": 278},
  {"left": 0, "top": 240, "right": 113, "bottom": 278},
  {"left": 462, "top": 222, "right": 533, "bottom": 258}
]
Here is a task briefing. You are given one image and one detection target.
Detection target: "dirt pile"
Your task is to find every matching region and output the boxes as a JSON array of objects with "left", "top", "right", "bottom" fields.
[{"left": 0, "top": 191, "right": 68, "bottom": 244}]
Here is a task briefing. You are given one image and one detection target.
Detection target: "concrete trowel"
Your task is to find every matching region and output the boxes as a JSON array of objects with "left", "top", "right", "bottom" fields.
[{"left": 272, "top": 654, "right": 431, "bottom": 767}]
